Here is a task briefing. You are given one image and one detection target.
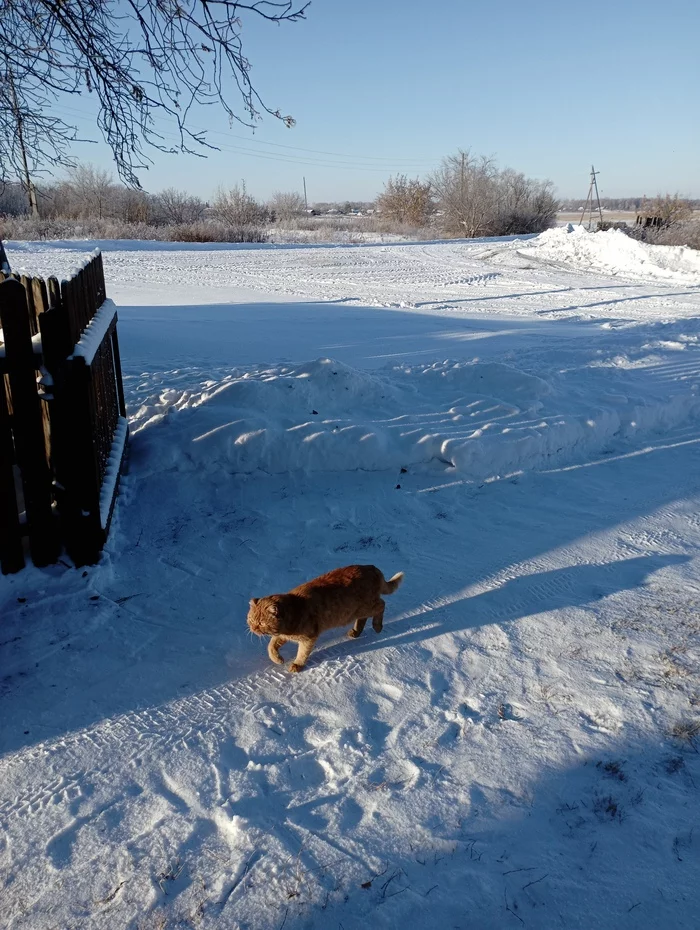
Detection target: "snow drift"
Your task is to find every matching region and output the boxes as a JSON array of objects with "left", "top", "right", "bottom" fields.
[
  {"left": 130, "top": 356, "right": 700, "bottom": 480},
  {"left": 512, "top": 225, "right": 700, "bottom": 283}
]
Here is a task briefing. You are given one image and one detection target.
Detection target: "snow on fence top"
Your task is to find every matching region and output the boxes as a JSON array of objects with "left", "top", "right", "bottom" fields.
[
  {"left": 61, "top": 248, "right": 102, "bottom": 286},
  {"left": 71, "top": 299, "right": 117, "bottom": 365}
]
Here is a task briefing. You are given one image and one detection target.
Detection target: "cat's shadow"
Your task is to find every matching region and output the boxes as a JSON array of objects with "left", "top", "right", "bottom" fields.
[{"left": 312, "top": 553, "right": 688, "bottom": 665}]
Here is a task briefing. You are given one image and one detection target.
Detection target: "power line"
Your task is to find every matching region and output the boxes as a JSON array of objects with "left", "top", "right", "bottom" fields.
[
  {"left": 163, "top": 135, "right": 437, "bottom": 172},
  {"left": 54, "top": 102, "right": 440, "bottom": 169},
  {"left": 195, "top": 125, "right": 440, "bottom": 164}
]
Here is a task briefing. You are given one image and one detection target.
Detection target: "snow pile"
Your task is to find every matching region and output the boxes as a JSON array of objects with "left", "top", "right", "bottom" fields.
[
  {"left": 130, "top": 356, "right": 700, "bottom": 480},
  {"left": 517, "top": 225, "right": 700, "bottom": 283}
]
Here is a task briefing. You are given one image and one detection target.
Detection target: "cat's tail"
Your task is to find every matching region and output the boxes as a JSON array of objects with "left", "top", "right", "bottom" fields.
[{"left": 381, "top": 571, "right": 405, "bottom": 595}]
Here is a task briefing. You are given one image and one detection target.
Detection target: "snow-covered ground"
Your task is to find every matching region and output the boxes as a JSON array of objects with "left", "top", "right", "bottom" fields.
[{"left": 2, "top": 227, "right": 700, "bottom": 929}]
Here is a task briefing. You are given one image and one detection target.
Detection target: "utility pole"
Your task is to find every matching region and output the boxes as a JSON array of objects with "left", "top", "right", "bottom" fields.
[
  {"left": 303, "top": 176, "right": 308, "bottom": 212},
  {"left": 8, "top": 70, "right": 39, "bottom": 217},
  {"left": 579, "top": 165, "right": 603, "bottom": 231}
]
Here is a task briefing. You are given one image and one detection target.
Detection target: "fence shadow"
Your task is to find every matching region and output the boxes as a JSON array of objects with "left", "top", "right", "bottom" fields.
[{"left": 319, "top": 553, "right": 689, "bottom": 665}]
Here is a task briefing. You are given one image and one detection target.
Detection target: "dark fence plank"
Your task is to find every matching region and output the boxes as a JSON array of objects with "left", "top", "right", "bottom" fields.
[
  {"left": 0, "top": 278, "right": 58, "bottom": 566},
  {"left": 95, "top": 252, "right": 106, "bottom": 306},
  {"left": 0, "top": 372, "right": 24, "bottom": 573}
]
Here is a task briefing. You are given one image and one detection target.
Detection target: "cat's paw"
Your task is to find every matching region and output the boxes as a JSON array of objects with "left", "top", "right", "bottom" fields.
[
  {"left": 269, "top": 653, "right": 285, "bottom": 665},
  {"left": 290, "top": 663, "right": 304, "bottom": 673},
  {"left": 372, "top": 623, "right": 383, "bottom": 634},
  {"left": 348, "top": 629, "right": 360, "bottom": 639}
]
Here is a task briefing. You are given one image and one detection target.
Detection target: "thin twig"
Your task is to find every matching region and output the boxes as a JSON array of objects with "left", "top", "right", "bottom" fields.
[
  {"left": 385, "top": 888, "right": 407, "bottom": 900},
  {"left": 522, "top": 873, "right": 548, "bottom": 891},
  {"left": 381, "top": 870, "right": 401, "bottom": 897},
  {"left": 95, "top": 880, "right": 125, "bottom": 905},
  {"left": 299, "top": 856, "right": 346, "bottom": 878},
  {"left": 504, "top": 887, "right": 524, "bottom": 925}
]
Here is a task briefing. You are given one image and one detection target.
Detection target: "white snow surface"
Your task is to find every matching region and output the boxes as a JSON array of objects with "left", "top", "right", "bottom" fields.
[
  {"left": 2, "top": 229, "right": 700, "bottom": 930},
  {"left": 99, "top": 416, "right": 129, "bottom": 529}
]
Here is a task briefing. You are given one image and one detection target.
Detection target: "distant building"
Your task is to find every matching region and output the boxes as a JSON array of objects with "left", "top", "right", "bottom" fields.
[
  {"left": 597, "top": 220, "right": 628, "bottom": 231},
  {"left": 635, "top": 214, "right": 664, "bottom": 229}
]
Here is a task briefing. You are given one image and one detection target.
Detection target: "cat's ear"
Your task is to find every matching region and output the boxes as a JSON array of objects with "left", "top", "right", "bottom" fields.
[
  {"left": 267, "top": 602, "right": 278, "bottom": 617},
  {"left": 249, "top": 597, "right": 259, "bottom": 607}
]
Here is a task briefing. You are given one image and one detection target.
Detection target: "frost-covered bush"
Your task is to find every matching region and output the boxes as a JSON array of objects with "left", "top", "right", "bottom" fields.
[{"left": 1, "top": 215, "right": 268, "bottom": 243}]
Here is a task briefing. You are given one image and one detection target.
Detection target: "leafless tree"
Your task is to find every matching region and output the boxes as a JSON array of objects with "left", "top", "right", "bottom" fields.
[
  {"left": 495, "top": 169, "right": 558, "bottom": 235},
  {"left": 212, "top": 182, "right": 269, "bottom": 227},
  {"left": 66, "top": 164, "right": 118, "bottom": 219},
  {"left": 155, "top": 188, "right": 207, "bottom": 225},
  {"left": 640, "top": 193, "right": 692, "bottom": 226},
  {"left": 114, "top": 187, "right": 153, "bottom": 224},
  {"left": 430, "top": 150, "right": 557, "bottom": 238},
  {"left": 36, "top": 180, "right": 78, "bottom": 219},
  {"left": 0, "top": 181, "right": 28, "bottom": 217},
  {"left": 268, "top": 190, "right": 306, "bottom": 222},
  {"left": 1, "top": 0, "right": 310, "bottom": 197},
  {"left": 430, "top": 151, "right": 499, "bottom": 238},
  {"left": 376, "top": 175, "right": 433, "bottom": 226}
]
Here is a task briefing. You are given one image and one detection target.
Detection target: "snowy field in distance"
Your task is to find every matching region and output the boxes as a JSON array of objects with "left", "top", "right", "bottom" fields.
[{"left": 1, "top": 227, "right": 700, "bottom": 929}]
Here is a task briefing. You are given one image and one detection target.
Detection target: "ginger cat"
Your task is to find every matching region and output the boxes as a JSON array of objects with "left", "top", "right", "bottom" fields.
[{"left": 247, "top": 564, "right": 404, "bottom": 672}]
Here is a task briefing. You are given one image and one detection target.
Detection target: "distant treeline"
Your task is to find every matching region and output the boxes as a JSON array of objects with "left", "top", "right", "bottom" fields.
[{"left": 559, "top": 197, "right": 700, "bottom": 212}]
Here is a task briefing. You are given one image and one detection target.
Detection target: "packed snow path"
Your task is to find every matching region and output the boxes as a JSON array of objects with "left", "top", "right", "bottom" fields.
[{"left": 1, "top": 229, "right": 700, "bottom": 929}]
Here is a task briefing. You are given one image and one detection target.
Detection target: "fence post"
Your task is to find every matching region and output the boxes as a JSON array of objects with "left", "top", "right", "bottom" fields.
[
  {"left": 0, "top": 277, "right": 59, "bottom": 566},
  {"left": 38, "top": 277, "right": 77, "bottom": 558},
  {"left": 0, "top": 373, "right": 24, "bottom": 573}
]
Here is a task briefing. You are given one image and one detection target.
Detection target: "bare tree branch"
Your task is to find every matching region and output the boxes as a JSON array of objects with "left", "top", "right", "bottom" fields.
[{"left": 0, "top": 0, "right": 310, "bottom": 190}]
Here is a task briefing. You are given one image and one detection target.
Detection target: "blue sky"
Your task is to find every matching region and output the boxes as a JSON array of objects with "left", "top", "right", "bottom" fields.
[{"left": 58, "top": 0, "right": 698, "bottom": 201}]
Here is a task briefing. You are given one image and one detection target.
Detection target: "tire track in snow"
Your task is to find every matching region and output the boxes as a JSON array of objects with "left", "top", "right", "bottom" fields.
[{"left": 0, "top": 641, "right": 366, "bottom": 822}]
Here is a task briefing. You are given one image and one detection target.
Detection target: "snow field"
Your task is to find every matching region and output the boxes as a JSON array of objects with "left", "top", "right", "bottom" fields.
[
  {"left": 2, "top": 450, "right": 699, "bottom": 929},
  {"left": 1, "top": 228, "right": 700, "bottom": 929}
]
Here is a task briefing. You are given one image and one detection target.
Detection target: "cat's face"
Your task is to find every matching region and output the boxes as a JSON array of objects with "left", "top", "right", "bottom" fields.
[{"left": 247, "top": 595, "right": 290, "bottom": 636}]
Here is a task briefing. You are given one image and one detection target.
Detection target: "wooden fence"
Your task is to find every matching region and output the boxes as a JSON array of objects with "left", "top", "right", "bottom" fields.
[{"left": 0, "top": 250, "right": 128, "bottom": 572}]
